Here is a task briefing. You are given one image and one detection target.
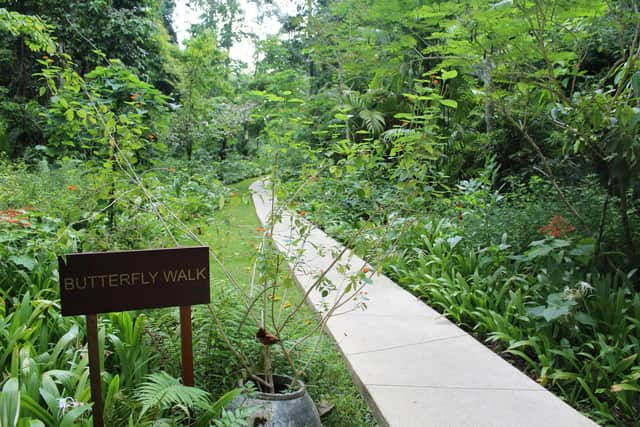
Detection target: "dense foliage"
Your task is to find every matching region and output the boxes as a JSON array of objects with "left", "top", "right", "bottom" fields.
[
  {"left": 251, "top": 1, "right": 640, "bottom": 425},
  {"left": 1, "top": 0, "right": 639, "bottom": 425}
]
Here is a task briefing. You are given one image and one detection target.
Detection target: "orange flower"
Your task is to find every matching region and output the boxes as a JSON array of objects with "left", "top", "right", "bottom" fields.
[
  {"left": 256, "top": 227, "right": 266, "bottom": 232},
  {"left": 362, "top": 266, "right": 370, "bottom": 274},
  {"left": 538, "top": 214, "right": 575, "bottom": 238},
  {"left": 67, "top": 185, "right": 79, "bottom": 191},
  {"left": 299, "top": 210, "right": 306, "bottom": 217},
  {"left": 129, "top": 93, "right": 139, "bottom": 101}
]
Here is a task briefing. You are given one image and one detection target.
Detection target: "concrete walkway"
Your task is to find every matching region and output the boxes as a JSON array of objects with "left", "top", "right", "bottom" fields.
[{"left": 250, "top": 180, "right": 598, "bottom": 427}]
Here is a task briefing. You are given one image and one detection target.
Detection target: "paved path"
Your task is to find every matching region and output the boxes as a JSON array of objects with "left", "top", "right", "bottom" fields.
[{"left": 250, "top": 180, "right": 599, "bottom": 427}]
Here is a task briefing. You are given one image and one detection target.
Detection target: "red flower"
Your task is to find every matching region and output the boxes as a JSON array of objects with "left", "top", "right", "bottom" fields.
[
  {"left": 538, "top": 214, "right": 575, "bottom": 238},
  {"left": 67, "top": 185, "right": 79, "bottom": 191}
]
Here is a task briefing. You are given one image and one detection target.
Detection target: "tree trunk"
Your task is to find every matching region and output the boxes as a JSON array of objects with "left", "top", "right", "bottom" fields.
[
  {"left": 481, "top": 58, "right": 494, "bottom": 134},
  {"left": 618, "top": 178, "right": 636, "bottom": 269},
  {"left": 219, "top": 136, "right": 227, "bottom": 160}
]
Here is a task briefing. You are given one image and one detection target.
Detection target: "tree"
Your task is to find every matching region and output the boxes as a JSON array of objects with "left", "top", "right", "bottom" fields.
[
  {"left": 0, "top": 1, "right": 178, "bottom": 157},
  {"left": 189, "top": 0, "right": 243, "bottom": 53},
  {"left": 172, "top": 28, "right": 231, "bottom": 160}
]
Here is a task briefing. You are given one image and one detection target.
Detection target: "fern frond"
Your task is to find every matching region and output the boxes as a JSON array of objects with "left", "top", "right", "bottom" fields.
[
  {"left": 135, "top": 371, "right": 210, "bottom": 418},
  {"left": 381, "top": 127, "right": 413, "bottom": 142}
]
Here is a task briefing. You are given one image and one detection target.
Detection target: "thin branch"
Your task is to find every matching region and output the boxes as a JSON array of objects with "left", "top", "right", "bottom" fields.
[{"left": 504, "top": 111, "right": 592, "bottom": 234}]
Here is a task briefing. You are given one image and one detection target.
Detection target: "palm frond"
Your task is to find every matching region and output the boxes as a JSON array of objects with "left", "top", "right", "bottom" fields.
[{"left": 345, "top": 91, "right": 365, "bottom": 109}]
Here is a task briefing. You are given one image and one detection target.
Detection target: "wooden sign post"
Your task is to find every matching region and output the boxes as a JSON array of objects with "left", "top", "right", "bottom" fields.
[
  {"left": 85, "top": 314, "right": 103, "bottom": 427},
  {"left": 58, "top": 246, "right": 210, "bottom": 426}
]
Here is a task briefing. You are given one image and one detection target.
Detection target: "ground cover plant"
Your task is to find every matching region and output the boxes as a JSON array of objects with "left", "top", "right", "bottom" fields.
[
  {"left": 289, "top": 167, "right": 639, "bottom": 425},
  {"left": 0, "top": 157, "right": 376, "bottom": 426}
]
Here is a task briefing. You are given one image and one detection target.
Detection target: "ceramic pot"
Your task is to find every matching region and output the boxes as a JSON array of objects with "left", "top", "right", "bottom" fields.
[{"left": 229, "top": 374, "right": 321, "bottom": 427}]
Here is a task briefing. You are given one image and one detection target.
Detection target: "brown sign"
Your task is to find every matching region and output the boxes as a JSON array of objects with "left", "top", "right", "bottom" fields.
[{"left": 58, "top": 246, "right": 210, "bottom": 316}]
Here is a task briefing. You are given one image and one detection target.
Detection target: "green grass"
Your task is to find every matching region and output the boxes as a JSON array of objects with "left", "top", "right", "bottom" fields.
[{"left": 191, "top": 178, "right": 377, "bottom": 426}]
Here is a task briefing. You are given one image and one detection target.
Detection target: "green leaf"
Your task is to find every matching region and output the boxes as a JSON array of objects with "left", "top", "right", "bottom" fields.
[
  {"left": 23, "top": 419, "right": 46, "bottom": 427},
  {"left": 574, "top": 312, "right": 597, "bottom": 327},
  {"left": 20, "top": 394, "right": 55, "bottom": 427},
  {"left": 632, "top": 71, "right": 640, "bottom": 97},
  {"left": 50, "top": 324, "right": 78, "bottom": 363},
  {"left": 64, "top": 109, "right": 74, "bottom": 121},
  {"left": 105, "top": 375, "right": 120, "bottom": 415},
  {"left": 542, "top": 305, "right": 569, "bottom": 321},
  {"left": 9, "top": 256, "right": 36, "bottom": 271},
  {"left": 439, "top": 99, "right": 458, "bottom": 109},
  {"left": 441, "top": 70, "right": 458, "bottom": 80},
  {"left": 59, "top": 404, "right": 91, "bottom": 427},
  {"left": 0, "top": 378, "right": 20, "bottom": 427},
  {"left": 526, "top": 305, "right": 545, "bottom": 318},
  {"left": 516, "top": 82, "right": 530, "bottom": 94},
  {"left": 209, "top": 388, "right": 243, "bottom": 418},
  {"left": 611, "top": 383, "right": 640, "bottom": 393}
]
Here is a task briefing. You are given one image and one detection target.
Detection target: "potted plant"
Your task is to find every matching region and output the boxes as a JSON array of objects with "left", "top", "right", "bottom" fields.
[{"left": 207, "top": 176, "right": 389, "bottom": 426}]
